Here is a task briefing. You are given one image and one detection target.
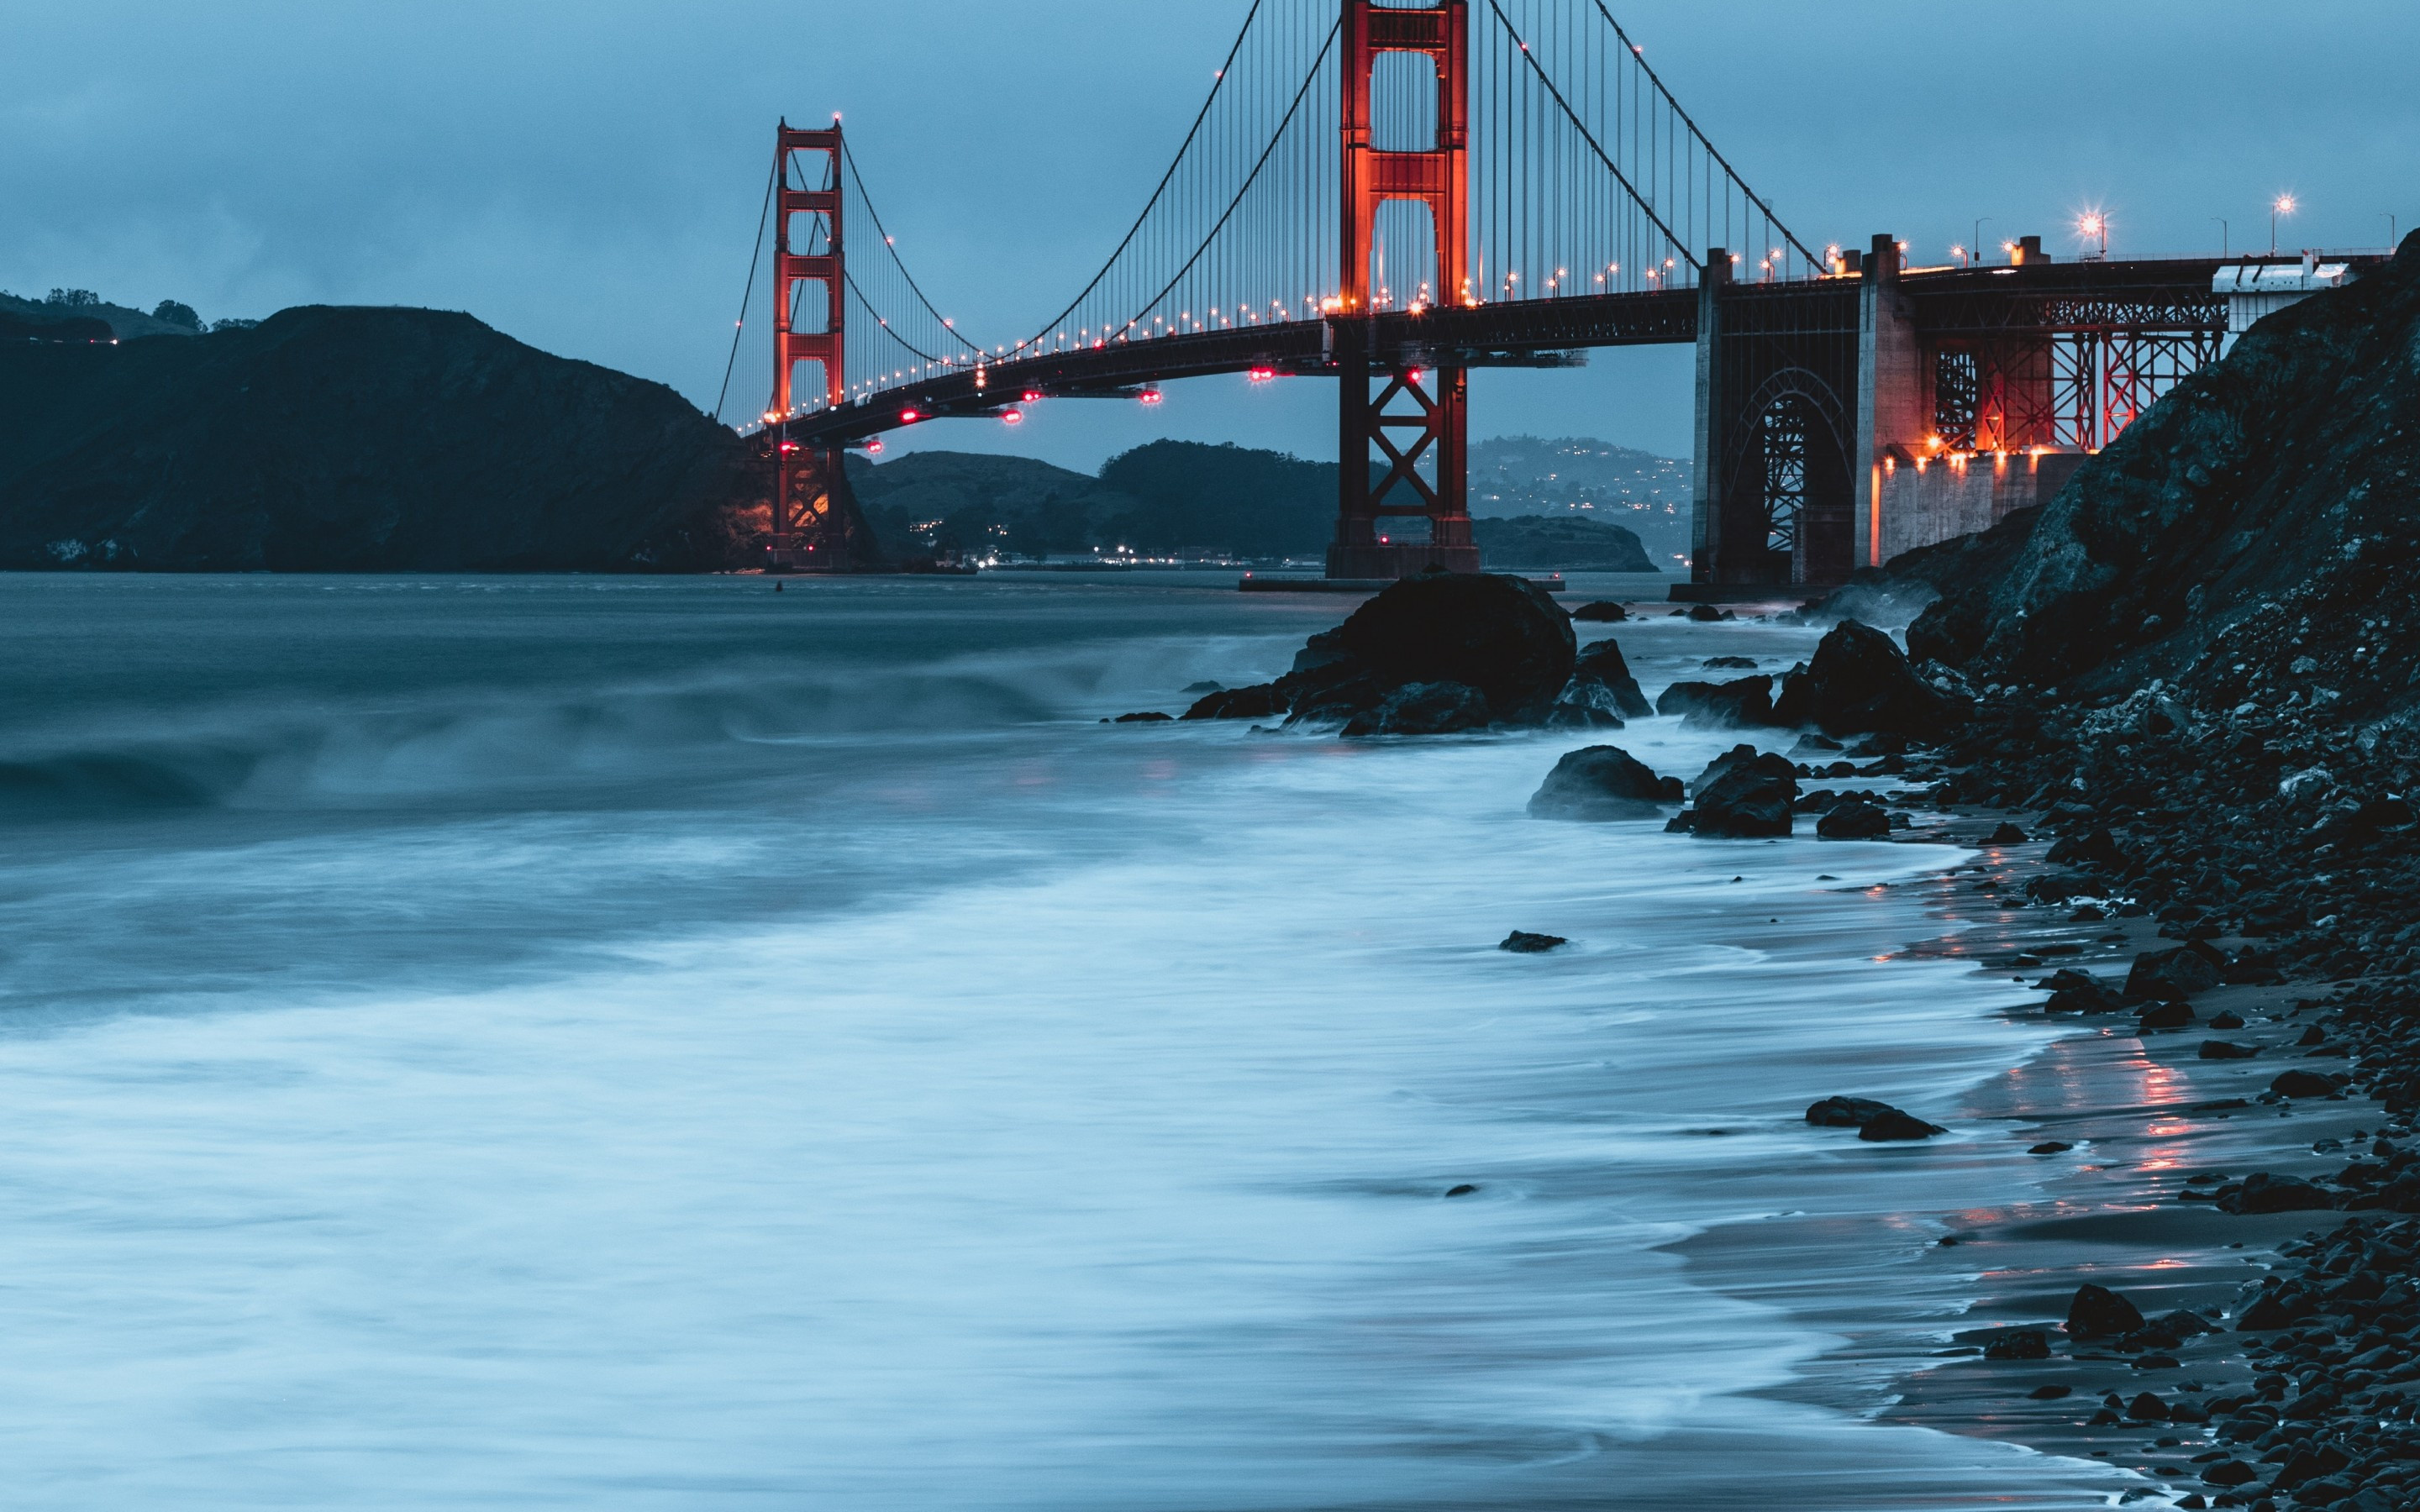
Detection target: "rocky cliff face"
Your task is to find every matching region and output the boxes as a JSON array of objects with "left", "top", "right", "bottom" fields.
[
  {"left": 0, "top": 306, "right": 756, "bottom": 571},
  {"left": 1909, "top": 234, "right": 2420, "bottom": 718}
]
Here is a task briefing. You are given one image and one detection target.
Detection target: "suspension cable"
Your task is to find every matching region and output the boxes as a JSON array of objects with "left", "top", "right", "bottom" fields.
[
  {"left": 1581, "top": 0, "right": 1819, "bottom": 266},
  {"left": 715, "top": 157, "right": 777, "bottom": 422},
  {"left": 1014, "top": 0, "right": 1266, "bottom": 351}
]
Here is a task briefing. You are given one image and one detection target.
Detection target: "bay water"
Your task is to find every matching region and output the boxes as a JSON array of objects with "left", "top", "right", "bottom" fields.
[{"left": 0, "top": 573, "right": 2128, "bottom": 1508}]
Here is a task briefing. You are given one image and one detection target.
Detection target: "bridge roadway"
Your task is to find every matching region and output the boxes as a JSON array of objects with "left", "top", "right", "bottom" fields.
[
  {"left": 785, "top": 257, "right": 2231, "bottom": 450},
  {"left": 780, "top": 249, "right": 2325, "bottom": 591}
]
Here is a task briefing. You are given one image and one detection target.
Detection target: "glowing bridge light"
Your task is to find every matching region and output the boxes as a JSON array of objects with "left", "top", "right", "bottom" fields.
[
  {"left": 1138, "top": 387, "right": 1163, "bottom": 406},
  {"left": 900, "top": 407, "right": 922, "bottom": 423},
  {"left": 1001, "top": 407, "right": 1023, "bottom": 426},
  {"left": 865, "top": 438, "right": 885, "bottom": 455}
]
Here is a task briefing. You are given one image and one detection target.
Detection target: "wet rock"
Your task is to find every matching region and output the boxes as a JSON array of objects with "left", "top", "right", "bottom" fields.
[
  {"left": 2271, "top": 1068, "right": 2349, "bottom": 1100},
  {"left": 1690, "top": 753, "right": 1797, "bottom": 837},
  {"left": 1565, "top": 638, "right": 1653, "bottom": 719},
  {"left": 2200, "top": 1459, "right": 2259, "bottom": 1488},
  {"left": 2200, "top": 1039, "right": 2261, "bottom": 1059},
  {"left": 2065, "top": 1282, "right": 2147, "bottom": 1339},
  {"left": 1806, "top": 1095, "right": 1898, "bottom": 1128},
  {"left": 2045, "top": 827, "right": 2132, "bottom": 874},
  {"left": 1702, "top": 654, "right": 1759, "bottom": 669},
  {"left": 2210, "top": 1010, "right": 2246, "bottom": 1030},
  {"left": 2030, "top": 1141, "right": 2075, "bottom": 1154},
  {"left": 2139, "top": 1000, "right": 2196, "bottom": 1031},
  {"left": 1541, "top": 680, "right": 1628, "bottom": 730},
  {"left": 1569, "top": 601, "right": 1628, "bottom": 622},
  {"left": 1498, "top": 931, "right": 1567, "bottom": 953},
  {"left": 1685, "top": 602, "right": 1727, "bottom": 622},
  {"left": 2028, "top": 1383, "right": 2072, "bottom": 1399},
  {"left": 2215, "top": 1173, "right": 2337, "bottom": 1214},
  {"left": 1444, "top": 1183, "right": 1479, "bottom": 1196},
  {"left": 1342, "top": 680, "right": 1492, "bottom": 737},
  {"left": 1113, "top": 711, "right": 1175, "bottom": 722},
  {"left": 1860, "top": 1108, "right": 1949, "bottom": 1141},
  {"left": 1985, "top": 822, "right": 2029, "bottom": 844},
  {"left": 1182, "top": 682, "right": 1287, "bottom": 721},
  {"left": 1278, "top": 571, "right": 1575, "bottom": 727},
  {"left": 2126, "top": 1391, "right": 2170, "bottom": 1421},
  {"left": 1526, "top": 745, "right": 1676, "bottom": 821},
  {"left": 1984, "top": 1327, "right": 2052, "bottom": 1360},
  {"left": 1769, "top": 619, "right": 1970, "bottom": 738},
  {"left": 1656, "top": 675, "right": 1776, "bottom": 728},
  {"left": 1817, "top": 800, "right": 1891, "bottom": 840},
  {"left": 2126, "top": 946, "right": 2224, "bottom": 1002}
]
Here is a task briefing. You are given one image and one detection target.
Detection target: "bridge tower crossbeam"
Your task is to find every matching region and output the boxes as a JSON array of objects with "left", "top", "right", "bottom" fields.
[{"left": 1330, "top": 0, "right": 1476, "bottom": 580}]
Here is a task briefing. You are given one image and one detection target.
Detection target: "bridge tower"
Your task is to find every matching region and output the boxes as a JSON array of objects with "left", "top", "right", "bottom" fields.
[
  {"left": 765, "top": 118, "right": 879, "bottom": 570},
  {"left": 1330, "top": 0, "right": 1476, "bottom": 580}
]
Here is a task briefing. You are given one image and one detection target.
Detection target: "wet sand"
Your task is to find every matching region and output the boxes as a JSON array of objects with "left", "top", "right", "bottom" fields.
[{"left": 1676, "top": 807, "right": 2372, "bottom": 1505}]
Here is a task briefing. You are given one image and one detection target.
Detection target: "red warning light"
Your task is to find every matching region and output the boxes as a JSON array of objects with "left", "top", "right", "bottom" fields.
[
  {"left": 1139, "top": 388, "right": 1164, "bottom": 406},
  {"left": 1002, "top": 408, "right": 1024, "bottom": 426},
  {"left": 899, "top": 407, "right": 922, "bottom": 423}
]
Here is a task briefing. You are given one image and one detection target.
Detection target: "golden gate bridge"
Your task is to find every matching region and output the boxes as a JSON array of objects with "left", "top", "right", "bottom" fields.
[{"left": 713, "top": 0, "right": 2377, "bottom": 595}]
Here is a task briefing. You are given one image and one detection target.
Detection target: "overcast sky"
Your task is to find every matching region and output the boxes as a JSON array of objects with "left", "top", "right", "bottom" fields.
[{"left": 5, "top": 2, "right": 2414, "bottom": 470}]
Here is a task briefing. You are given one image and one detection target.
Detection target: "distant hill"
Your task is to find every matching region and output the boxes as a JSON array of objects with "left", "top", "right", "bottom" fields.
[
  {"left": 1470, "top": 434, "right": 1691, "bottom": 570},
  {"left": 0, "top": 289, "right": 208, "bottom": 342},
  {"left": 1470, "top": 514, "right": 1658, "bottom": 572},
  {"left": 847, "top": 440, "right": 1335, "bottom": 563},
  {"left": 0, "top": 306, "right": 754, "bottom": 570}
]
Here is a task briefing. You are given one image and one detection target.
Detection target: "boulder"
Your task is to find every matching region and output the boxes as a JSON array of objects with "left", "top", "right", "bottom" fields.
[
  {"left": 1569, "top": 638, "right": 1653, "bottom": 718},
  {"left": 1860, "top": 1109, "right": 1948, "bottom": 1141},
  {"left": 1985, "top": 822, "right": 2028, "bottom": 844},
  {"left": 1527, "top": 745, "right": 1676, "bottom": 821},
  {"left": 2199, "top": 1039, "right": 2260, "bottom": 1060},
  {"left": 1685, "top": 603, "right": 1728, "bottom": 622},
  {"left": 1540, "top": 683, "right": 1628, "bottom": 729},
  {"left": 2045, "top": 827, "right": 2132, "bottom": 874},
  {"left": 1570, "top": 601, "right": 1628, "bottom": 622},
  {"left": 1181, "top": 682, "right": 1287, "bottom": 721},
  {"left": 2125, "top": 946, "right": 2223, "bottom": 1001},
  {"left": 2138, "top": 1001, "right": 2196, "bottom": 1031},
  {"left": 2216, "top": 1173, "right": 2337, "bottom": 1214},
  {"left": 1806, "top": 1095, "right": 1898, "bottom": 1128},
  {"left": 2065, "top": 1283, "right": 2146, "bottom": 1338},
  {"left": 1982, "top": 1328, "right": 2052, "bottom": 1360},
  {"left": 1113, "top": 710, "right": 1174, "bottom": 723},
  {"left": 1326, "top": 570, "right": 1576, "bottom": 721},
  {"left": 1806, "top": 1096, "right": 1943, "bottom": 1139},
  {"left": 2270, "top": 1068, "right": 2348, "bottom": 1100},
  {"left": 1498, "top": 930, "right": 1567, "bottom": 953},
  {"left": 1690, "top": 751, "right": 1797, "bottom": 837},
  {"left": 1817, "top": 800, "right": 1891, "bottom": 840},
  {"left": 1342, "top": 680, "right": 1492, "bottom": 738},
  {"left": 1656, "top": 675, "right": 1776, "bottom": 728},
  {"left": 1770, "top": 619, "right": 1970, "bottom": 738}
]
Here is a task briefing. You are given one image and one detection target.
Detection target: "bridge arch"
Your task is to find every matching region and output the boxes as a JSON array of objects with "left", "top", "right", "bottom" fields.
[{"left": 1718, "top": 367, "right": 1853, "bottom": 586}]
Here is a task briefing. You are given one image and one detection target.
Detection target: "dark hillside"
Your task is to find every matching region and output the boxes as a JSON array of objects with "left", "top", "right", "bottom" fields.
[
  {"left": 0, "top": 306, "right": 755, "bottom": 571},
  {"left": 1909, "top": 234, "right": 2420, "bottom": 717}
]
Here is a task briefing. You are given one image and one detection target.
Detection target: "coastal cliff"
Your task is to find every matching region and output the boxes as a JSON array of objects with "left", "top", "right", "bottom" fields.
[{"left": 0, "top": 306, "right": 757, "bottom": 572}]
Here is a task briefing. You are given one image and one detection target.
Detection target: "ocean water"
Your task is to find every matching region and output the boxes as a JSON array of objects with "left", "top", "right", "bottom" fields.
[{"left": 0, "top": 573, "right": 2128, "bottom": 1509}]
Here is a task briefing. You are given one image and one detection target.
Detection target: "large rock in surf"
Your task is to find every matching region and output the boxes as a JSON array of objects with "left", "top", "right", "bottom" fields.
[
  {"left": 1527, "top": 745, "right": 1677, "bottom": 821},
  {"left": 1687, "top": 750, "right": 1797, "bottom": 837},
  {"left": 1656, "top": 675, "right": 1776, "bottom": 728},
  {"left": 1270, "top": 570, "right": 1576, "bottom": 728},
  {"left": 1568, "top": 638, "right": 1653, "bottom": 719},
  {"left": 1770, "top": 620, "right": 1967, "bottom": 738},
  {"left": 1181, "top": 683, "right": 1288, "bottom": 721},
  {"left": 1805, "top": 1095, "right": 1945, "bottom": 1139},
  {"left": 1342, "top": 680, "right": 1492, "bottom": 738},
  {"left": 1816, "top": 799, "right": 1891, "bottom": 840}
]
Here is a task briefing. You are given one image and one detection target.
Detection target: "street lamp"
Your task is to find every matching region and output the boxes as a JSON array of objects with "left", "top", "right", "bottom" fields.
[
  {"left": 1975, "top": 217, "right": 1992, "bottom": 265},
  {"left": 2212, "top": 218, "right": 2228, "bottom": 259},
  {"left": 2078, "top": 212, "right": 2107, "bottom": 260},
  {"left": 2270, "top": 193, "right": 2296, "bottom": 256}
]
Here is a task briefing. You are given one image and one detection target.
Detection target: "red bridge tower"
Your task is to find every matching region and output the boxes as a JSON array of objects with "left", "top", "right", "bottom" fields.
[
  {"left": 1330, "top": 0, "right": 1476, "bottom": 580},
  {"left": 766, "top": 118, "right": 876, "bottom": 570}
]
